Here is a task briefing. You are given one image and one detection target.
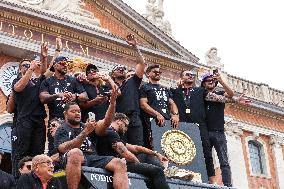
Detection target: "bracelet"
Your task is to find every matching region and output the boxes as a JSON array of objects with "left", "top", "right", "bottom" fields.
[
  {"left": 153, "top": 151, "right": 159, "bottom": 156},
  {"left": 172, "top": 112, "right": 179, "bottom": 115}
]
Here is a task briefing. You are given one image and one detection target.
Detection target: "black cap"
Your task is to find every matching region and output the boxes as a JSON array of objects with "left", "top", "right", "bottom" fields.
[
  {"left": 50, "top": 56, "right": 70, "bottom": 72},
  {"left": 86, "top": 64, "right": 98, "bottom": 75}
]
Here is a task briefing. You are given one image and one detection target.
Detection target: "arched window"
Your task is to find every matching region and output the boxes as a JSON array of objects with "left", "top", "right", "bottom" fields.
[{"left": 248, "top": 140, "right": 266, "bottom": 175}]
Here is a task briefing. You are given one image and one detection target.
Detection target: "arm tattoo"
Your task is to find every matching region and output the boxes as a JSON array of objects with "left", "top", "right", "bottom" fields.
[
  {"left": 205, "top": 92, "right": 236, "bottom": 103},
  {"left": 60, "top": 131, "right": 88, "bottom": 152},
  {"left": 112, "top": 142, "right": 128, "bottom": 155}
]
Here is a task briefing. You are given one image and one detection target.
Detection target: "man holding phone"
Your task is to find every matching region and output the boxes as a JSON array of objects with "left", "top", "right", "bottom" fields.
[{"left": 80, "top": 63, "right": 117, "bottom": 122}]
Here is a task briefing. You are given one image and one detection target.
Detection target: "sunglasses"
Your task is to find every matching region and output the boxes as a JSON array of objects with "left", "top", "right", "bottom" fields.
[
  {"left": 21, "top": 64, "right": 31, "bottom": 69},
  {"left": 57, "top": 61, "right": 68, "bottom": 67},
  {"left": 184, "top": 73, "right": 196, "bottom": 77},
  {"left": 204, "top": 79, "right": 215, "bottom": 83},
  {"left": 87, "top": 69, "right": 99, "bottom": 74},
  {"left": 115, "top": 67, "right": 127, "bottom": 73},
  {"left": 152, "top": 70, "right": 162, "bottom": 75}
]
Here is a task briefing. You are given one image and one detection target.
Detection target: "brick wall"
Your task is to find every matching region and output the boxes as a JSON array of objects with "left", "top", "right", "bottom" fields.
[{"left": 241, "top": 131, "right": 278, "bottom": 189}]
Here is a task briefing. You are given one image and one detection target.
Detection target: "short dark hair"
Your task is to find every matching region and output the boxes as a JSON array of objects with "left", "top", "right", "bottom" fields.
[
  {"left": 64, "top": 102, "right": 79, "bottom": 112},
  {"left": 113, "top": 113, "right": 129, "bottom": 122},
  {"left": 19, "top": 59, "right": 31, "bottom": 66},
  {"left": 146, "top": 64, "right": 160, "bottom": 74},
  {"left": 18, "top": 156, "right": 32, "bottom": 169}
]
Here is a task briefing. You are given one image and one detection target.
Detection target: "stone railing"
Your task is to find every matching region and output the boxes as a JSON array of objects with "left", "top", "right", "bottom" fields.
[{"left": 226, "top": 74, "right": 284, "bottom": 107}]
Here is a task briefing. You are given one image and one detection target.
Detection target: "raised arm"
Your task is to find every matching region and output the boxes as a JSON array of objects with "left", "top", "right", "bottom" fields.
[
  {"left": 40, "top": 42, "right": 48, "bottom": 75},
  {"left": 214, "top": 72, "right": 234, "bottom": 97},
  {"left": 57, "top": 120, "right": 96, "bottom": 153},
  {"left": 126, "top": 34, "right": 146, "bottom": 78},
  {"left": 14, "top": 61, "right": 39, "bottom": 92},
  {"left": 95, "top": 89, "right": 118, "bottom": 136}
]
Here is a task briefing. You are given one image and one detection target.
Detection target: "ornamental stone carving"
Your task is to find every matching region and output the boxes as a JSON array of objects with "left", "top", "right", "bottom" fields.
[
  {"left": 205, "top": 47, "right": 224, "bottom": 71},
  {"left": 269, "top": 134, "right": 284, "bottom": 148},
  {"left": 144, "top": 0, "right": 172, "bottom": 36},
  {"left": 8, "top": 0, "right": 101, "bottom": 28}
]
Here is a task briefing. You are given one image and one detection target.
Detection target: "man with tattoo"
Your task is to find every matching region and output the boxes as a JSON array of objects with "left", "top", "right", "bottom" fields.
[
  {"left": 39, "top": 55, "right": 88, "bottom": 155},
  {"left": 54, "top": 90, "right": 129, "bottom": 189},
  {"left": 112, "top": 34, "right": 147, "bottom": 146},
  {"left": 171, "top": 69, "right": 249, "bottom": 183},
  {"left": 96, "top": 113, "right": 170, "bottom": 189},
  {"left": 201, "top": 71, "right": 250, "bottom": 186},
  {"left": 140, "top": 64, "right": 179, "bottom": 148},
  {"left": 11, "top": 43, "right": 48, "bottom": 178}
]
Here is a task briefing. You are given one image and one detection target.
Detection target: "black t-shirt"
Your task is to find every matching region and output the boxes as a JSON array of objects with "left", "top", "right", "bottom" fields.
[
  {"left": 116, "top": 74, "right": 142, "bottom": 115},
  {"left": 12, "top": 75, "right": 46, "bottom": 120},
  {"left": 205, "top": 91, "right": 226, "bottom": 131},
  {"left": 54, "top": 122, "right": 95, "bottom": 154},
  {"left": 96, "top": 128, "right": 123, "bottom": 157},
  {"left": 171, "top": 87, "right": 208, "bottom": 124},
  {"left": 82, "top": 83, "right": 110, "bottom": 122},
  {"left": 16, "top": 172, "right": 62, "bottom": 189},
  {"left": 39, "top": 75, "right": 85, "bottom": 120},
  {"left": 0, "top": 170, "right": 16, "bottom": 189},
  {"left": 140, "top": 83, "right": 172, "bottom": 120}
]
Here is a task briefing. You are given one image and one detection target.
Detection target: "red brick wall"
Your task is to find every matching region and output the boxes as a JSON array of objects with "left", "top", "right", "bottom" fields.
[
  {"left": 241, "top": 131, "right": 278, "bottom": 189},
  {"left": 0, "top": 55, "right": 19, "bottom": 114}
]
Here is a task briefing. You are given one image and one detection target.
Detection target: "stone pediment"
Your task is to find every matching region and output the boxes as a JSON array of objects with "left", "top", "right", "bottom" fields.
[{"left": 0, "top": 0, "right": 199, "bottom": 64}]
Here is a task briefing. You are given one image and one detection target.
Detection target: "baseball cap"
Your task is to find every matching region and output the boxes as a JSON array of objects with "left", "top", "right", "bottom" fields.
[
  {"left": 86, "top": 64, "right": 99, "bottom": 75},
  {"left": 50, "top": 56, "right": 70, "bottom": 72},
  {"left": 200, "top": 72, "right": 218, "bottom": 87}
]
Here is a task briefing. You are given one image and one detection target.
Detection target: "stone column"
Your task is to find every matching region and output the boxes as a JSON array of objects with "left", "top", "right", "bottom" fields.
[
  {"left": 270, "top": 135, "right": 284, "bottom": 189},
  {"left": 225, "top": 121, "right": 249, "bottom": 189}
]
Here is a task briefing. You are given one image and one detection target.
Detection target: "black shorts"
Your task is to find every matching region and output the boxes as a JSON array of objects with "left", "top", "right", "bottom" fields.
[{"left": 61, "top": 152, "right": 114, "bottom": 169}]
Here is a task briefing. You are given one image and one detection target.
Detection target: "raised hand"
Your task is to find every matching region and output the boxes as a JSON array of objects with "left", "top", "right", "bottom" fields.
[
  {"left": 109, "top": 88, "right": 119, "bottom": 104},
  {"left": 56, "top": 36, "right": 63, "bottom": 51},
  {"left": 237, "top": 94, "right": 251, "bottom": 105},
  {"left": 41, "top": 42, "right": 49, "bottom": 58},
  {"left": 126, "top": 34, "right": 138, "bottom": 48}
]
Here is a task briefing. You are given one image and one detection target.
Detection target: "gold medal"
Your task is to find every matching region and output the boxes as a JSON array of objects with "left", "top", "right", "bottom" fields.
[{"left": 186, "top": 108, "right": 190, "bottom": 114}]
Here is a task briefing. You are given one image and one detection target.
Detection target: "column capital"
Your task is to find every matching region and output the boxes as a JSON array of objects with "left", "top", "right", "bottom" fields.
[
  {"left": 225, "top": 121, "right": 243, "bottom": 138},
  {"left": 269, "top": 134, "right": 284, "bottom": 148}
]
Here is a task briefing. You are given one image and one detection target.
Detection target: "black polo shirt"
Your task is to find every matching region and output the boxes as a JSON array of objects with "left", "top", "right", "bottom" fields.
[
  {"left": 54, "top": 122, "right": 95, "bottom": 155},
  {"left": 81, "top": 83, "right": 110, "bottom": 122},
  {"left": 205, "top": 91, "right": 226, "bottom": 131},
  {"left": 116, "top": 74, "right": 142, "bottom": 115},
  {"left": 171, "top": 86, "right": 208, "bottom": 124},
  {"left": 16, "top": 172, "right": 62, "bottom": 189},
  {"left": 39, "top": 75, "right": 85, "bottom": 120},
  {"left": 96, "top": 128, "right": 123, "bottom": 157},
  {"left": 140, "top": 83, "right": 172, "bottom": 120},
  {"left": 12, "top": 76, "right": 46, "bottom": 120}
]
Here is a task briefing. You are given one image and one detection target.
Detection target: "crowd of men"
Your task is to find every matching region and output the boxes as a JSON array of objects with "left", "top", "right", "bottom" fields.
[{"left": 1, "top": 34, "right": 250, "bottom": 189}]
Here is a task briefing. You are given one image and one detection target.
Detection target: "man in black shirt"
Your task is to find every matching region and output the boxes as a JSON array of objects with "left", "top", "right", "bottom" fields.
[
  {"left": 80, "top": 63, "right": 117, "bottom": 122},
  {"left": 0, "top": 151, "right": 16, "bottom": 189},
  {"left": 140, "top": 64, "right": 179, "bottom": 148},
  {"left": 171, "top": 69, "right": 249, "bottom": 183},
  {"left": 96, "top": 113, "right": 170, "bottom": 189},
  {"left": 17, "top": 154, "right": 62, "bottom": 189},
  {"left": 54, "top": 90, "right": 129, "bottom": 189},
  {"left": 112, "top": 34, "right": 147, "bottom": 146},
  {"left": 39, "top": 56, "right": 88, "bottom": 155},
  {"left": 201, "top": 71, "right": 250, "bottom": 187},
  {"left": 12, "top": 44, "right": 48, "bottom": 178}
]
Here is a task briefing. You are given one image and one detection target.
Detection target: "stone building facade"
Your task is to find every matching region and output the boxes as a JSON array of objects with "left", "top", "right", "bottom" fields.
[{"left": 0, "top": 1, "right": 283, "bottom": 189}]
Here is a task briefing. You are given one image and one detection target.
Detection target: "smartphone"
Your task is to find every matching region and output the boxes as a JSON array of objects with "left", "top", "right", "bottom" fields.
[
  {"left": 213, "top": 69, "right": 218, "bottom": 75},
  {"left": 88, "top": 112, "right": 96, "bottom": 121}
]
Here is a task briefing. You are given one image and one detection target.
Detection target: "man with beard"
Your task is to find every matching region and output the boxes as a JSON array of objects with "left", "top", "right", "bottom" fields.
[
  {"left": 17, "top": 154, "right": 62, "bottom": 189},
  {"left": 111, "top": 34, "right": 147, "bottom": 146},
  {"left": 11, "top": 44, "right": 48, "bottom": 178},
  {"left": 80, "top": 63, "right": 117, "bottom": 122},
  {"left": 39, "top": 56, "right": 88, "bottom": 154},
  {"left": 140, "top": 64, "right": 179, "bottom": 148},
  {"left": 54, "top": 90, "right": 129, "bottom": 189},
  {"left": 96, "top": 113, "right": 170, "bottom": 189},
  {"left": 171, "top": 69, "right": 249, "bottom": 183}
]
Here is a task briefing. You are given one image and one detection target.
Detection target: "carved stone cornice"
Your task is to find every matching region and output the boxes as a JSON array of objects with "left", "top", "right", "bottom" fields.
[
  {"left": 269, "top": 134, "right": 284, "bottom": 147},
  {"left": 224, "top": 118, "right": 243, "bottom": 138}
]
